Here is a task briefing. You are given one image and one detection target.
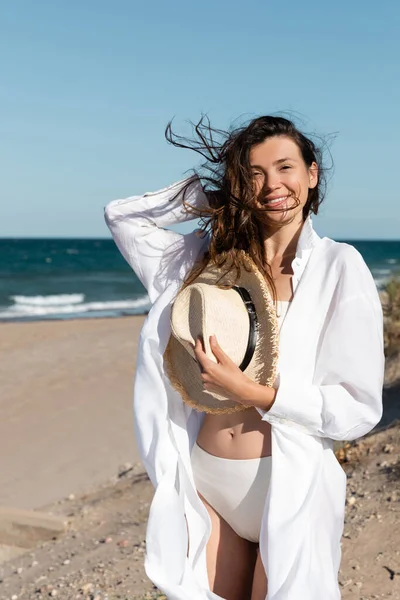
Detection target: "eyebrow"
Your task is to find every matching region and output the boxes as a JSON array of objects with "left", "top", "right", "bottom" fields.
[{"left": 250, "top": 157, "right": 296, "bottom": 168}]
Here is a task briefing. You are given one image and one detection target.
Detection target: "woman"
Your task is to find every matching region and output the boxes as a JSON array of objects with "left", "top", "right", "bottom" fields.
[{"left": 104, "top": 116, "right": 384, "bottom": 600}]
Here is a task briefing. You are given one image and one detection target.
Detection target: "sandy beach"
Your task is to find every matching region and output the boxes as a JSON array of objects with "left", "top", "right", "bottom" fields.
[{"left": 0, "top": 316, "right": 145, "bottom": 510}]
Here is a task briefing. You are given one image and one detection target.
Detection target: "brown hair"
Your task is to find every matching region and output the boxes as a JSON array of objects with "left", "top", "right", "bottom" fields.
[{"left": 165, "top": 114, "right": 330, "bottom": 301}]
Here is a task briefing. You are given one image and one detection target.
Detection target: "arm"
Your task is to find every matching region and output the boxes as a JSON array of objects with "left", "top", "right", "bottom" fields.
[
  {"left": 104, "top": 176, "right": 209, "bottom": 303},
  {"left": 260, "top": 248, "right": 385, "bottom": 440}
]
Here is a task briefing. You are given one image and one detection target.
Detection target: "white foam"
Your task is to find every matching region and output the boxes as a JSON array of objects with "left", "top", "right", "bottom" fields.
[
  {"left": 372, "top": 269, "right": 392, "bottom": 276},
  {"left": 11, "top": 294, "right": 85, "bottom": 306},
  {"left": 0, "top": 296, "right": 150, "bottom": 320}
]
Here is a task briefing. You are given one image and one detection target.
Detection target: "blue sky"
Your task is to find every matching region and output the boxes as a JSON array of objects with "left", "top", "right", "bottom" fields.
[{"left": 1, "top": 0, "right": 399, "bottom": 239}]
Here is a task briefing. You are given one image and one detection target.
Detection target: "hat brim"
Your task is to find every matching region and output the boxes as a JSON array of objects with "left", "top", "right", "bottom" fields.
[{"left": 163, "top": 251, "right": 280, "bottom": 414}]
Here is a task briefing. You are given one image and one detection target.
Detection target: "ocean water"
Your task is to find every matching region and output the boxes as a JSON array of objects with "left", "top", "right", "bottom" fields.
[
  {"left": 0, "top": 239, "right": 149, "bottom": 322},
  {"left": 1, "top": 238, "right": 400, "bottom": 322}
]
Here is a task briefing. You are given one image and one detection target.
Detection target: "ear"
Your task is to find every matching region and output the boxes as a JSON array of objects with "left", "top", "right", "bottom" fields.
[{"left": 308, "top": 162, "right": 318, "bottom": 189}]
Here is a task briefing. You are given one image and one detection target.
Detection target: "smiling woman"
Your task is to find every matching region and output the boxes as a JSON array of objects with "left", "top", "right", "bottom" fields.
[
  {"left": 250, "top": 136, "right": 318, "bottom": 223},
  {"left": 104, "top": 114, "right": 384, "bottom": 600}
]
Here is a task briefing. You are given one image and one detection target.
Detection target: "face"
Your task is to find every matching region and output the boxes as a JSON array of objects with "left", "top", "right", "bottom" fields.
[{"left": 249, "top": 135, "right": 318, "bottom": 224}]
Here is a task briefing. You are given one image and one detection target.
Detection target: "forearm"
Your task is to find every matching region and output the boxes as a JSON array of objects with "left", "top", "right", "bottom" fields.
[
  {"left": 240, "top": 380, "right": 278, "bottom": 411},
  {"left": 262, "top": 379, "right": 383, "bottom": 440},
  {"left": 105, "top": 176, "right": 208, "bottom": 230},
  {"left": 104, "top": 176, "right": 209, "bottom": 302}
]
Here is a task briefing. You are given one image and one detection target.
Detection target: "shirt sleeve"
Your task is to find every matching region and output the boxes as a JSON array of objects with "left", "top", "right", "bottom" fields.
[
  {"left": 104, "top": 176, "right": 209, "bottom": 304},
  {"left": 261, "top": 247, "right": 385, "bottom": 441}
]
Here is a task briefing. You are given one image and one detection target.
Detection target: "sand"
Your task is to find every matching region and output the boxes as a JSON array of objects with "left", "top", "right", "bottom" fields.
[
  {"left": 0, "top": 316, "right": 146, "bottom": 510},
  {"left": 0, "top": 316, "right": 399, "bottom": 599}
]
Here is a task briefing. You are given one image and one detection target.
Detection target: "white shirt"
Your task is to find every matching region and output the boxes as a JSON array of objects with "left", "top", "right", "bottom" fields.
[
  {"left": 273, "top": 300, "right": 291, "bottom": 389},
  {"left": 104, "top": 176, "right": 384, "bottom": 600}
]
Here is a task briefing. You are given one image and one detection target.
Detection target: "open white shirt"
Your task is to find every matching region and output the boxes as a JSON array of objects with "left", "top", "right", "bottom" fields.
[{"left": 104, "top": 176, "right": 384, "bottom": 600}]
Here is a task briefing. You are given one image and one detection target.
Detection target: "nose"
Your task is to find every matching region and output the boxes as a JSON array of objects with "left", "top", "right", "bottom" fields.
[{"left": 263, "top": 172, "right": 282, "bottom": 193}]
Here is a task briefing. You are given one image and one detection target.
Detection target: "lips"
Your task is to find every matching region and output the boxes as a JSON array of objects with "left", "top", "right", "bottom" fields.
[{"left": 266, "top": 195, "right": 289, "bottom": 208}]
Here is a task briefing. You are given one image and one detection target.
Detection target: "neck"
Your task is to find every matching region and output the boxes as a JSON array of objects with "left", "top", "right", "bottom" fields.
[{"left": 263, "top": 214, "right": 306, "bottom": 262}]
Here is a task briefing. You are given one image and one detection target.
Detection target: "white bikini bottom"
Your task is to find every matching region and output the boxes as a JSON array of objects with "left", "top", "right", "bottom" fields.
[{"left": 191, "top": 442, "right": 272, "bottom": 543}]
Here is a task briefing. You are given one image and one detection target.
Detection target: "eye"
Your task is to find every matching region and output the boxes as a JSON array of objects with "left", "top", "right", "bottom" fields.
[{"left": 280, "top": 165, "right": 292, "bottom": 170}]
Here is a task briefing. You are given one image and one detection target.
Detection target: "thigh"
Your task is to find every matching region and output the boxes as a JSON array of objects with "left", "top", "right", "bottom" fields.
[
  {"left": 199, "top": 492, "right": 257, "bottom": 600},
  {"left": 251, "top": 548, "right": 268, "bottom": 600}
]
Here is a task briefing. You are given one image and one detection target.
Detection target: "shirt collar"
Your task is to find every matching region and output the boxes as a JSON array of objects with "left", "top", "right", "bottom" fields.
[
  {"left": 295, "top": 214, "right": 320, "bottom": 258},
  {"left": 290, "top": 214, "right": 321, "bottom": 289}
]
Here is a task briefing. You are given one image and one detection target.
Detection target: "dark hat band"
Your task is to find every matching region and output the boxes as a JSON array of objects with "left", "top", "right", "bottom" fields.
[{"left": 232, "top": 286, "right": 258, "bottom": 372}]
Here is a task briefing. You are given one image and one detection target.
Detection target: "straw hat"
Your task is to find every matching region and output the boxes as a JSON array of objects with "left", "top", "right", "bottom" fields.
[{"left": 163, "top": 251, "right": 280, "bottom": 414}]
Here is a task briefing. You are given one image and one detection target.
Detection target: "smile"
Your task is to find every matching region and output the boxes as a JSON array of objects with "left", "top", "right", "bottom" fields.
[{"left": 266, "top": 195, "right": 289, "bottom": 208}]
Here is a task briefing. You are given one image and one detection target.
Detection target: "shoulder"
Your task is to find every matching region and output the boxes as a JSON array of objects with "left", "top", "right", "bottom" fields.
[
  {"left": 318, "top": 237, "right": 376, "bottom": 294},
  {"left": 319, "top": 237, "right": 367, "bottom": 271}
]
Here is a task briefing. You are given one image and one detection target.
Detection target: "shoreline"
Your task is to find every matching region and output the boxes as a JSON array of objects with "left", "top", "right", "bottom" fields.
[
  {"left": 0, "top": 282, "right": 396, "bottom": 325},
  {"left": 0, "top": 310, "right": 150, "bottom": 325}
]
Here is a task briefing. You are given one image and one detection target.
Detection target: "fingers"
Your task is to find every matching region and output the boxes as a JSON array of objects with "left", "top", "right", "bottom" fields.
[
  {"left": 195, "top": 351, "right": 217, "bottom": 392},
  {"left": 194, "top": 337, "right": 205, "bottom": 360},
  {"left": 193, "top": 337, "right": 210, "bottom": 371},
  {"left": 192, "top": 336, "right": 244, "bottom": 401},
  {"left": 209, "top": 335, "right": 228, "bottom": 363},
  {"left": 194, "top": 335, "right": 228, "bottom": 367}
]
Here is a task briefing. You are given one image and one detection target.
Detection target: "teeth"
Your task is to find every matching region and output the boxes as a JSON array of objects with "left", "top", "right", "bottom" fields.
[{"left": 268, "top": 196, "right": 287, "bottom": 204}]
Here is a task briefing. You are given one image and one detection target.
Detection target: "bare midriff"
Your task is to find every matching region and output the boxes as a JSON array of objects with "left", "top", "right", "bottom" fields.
[{"left": 196, "top": 408, "right": 272, "bottom": 459}]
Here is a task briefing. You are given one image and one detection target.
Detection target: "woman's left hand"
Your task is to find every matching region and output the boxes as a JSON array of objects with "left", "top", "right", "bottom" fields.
[
  {"left": 193, "top": 335, "right": 252, "bottom": 404},
  {"left": 193, "top": 335, "right": 277, "bottom": 410}
]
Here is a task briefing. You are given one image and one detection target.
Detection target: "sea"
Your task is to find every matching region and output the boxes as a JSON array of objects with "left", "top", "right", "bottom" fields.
[{"left": 1, "top": 238, "right": 400, "bottom": 322}]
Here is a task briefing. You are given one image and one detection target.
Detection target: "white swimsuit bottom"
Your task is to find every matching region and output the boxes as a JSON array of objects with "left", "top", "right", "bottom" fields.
[{"left": 191, "top": 442, "right": 272, "bottom": 543}]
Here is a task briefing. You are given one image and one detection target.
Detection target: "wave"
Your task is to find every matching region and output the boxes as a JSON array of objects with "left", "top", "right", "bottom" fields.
[
  {"left": 11, "top": 294, "right": 85, "bottom": 306},
  {"left": 1, "top": 263, "right": 396, "bottom": 321},
  {"left": 0, "top": 294, "right": 150, "bottom": 320}
]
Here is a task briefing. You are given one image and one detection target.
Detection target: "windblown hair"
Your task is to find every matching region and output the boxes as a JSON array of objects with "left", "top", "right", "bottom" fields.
[{"left": 165, "top": 115, "right": 330, "bottom": 301}]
